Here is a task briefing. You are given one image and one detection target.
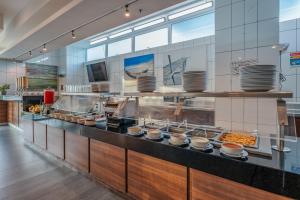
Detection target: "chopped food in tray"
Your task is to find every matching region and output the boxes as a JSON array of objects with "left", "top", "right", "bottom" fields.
[{"left": 218, "top": 132, "right": 257, "bottom": 147}]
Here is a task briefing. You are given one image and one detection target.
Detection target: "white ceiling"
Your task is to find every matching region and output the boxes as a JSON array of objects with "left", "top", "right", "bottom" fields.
[{"left": 0, "top": 0, "right": 185, "bottom": 60}]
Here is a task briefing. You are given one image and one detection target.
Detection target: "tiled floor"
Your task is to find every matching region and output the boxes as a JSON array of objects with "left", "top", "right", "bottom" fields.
[{"left": 0, "top": 126, "right": 124, "bottom": 200}]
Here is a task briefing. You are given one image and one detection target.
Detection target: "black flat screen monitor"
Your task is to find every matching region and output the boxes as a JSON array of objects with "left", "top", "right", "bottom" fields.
[{"left": 86, "top": 61, "right": 108, "bottom": 82}]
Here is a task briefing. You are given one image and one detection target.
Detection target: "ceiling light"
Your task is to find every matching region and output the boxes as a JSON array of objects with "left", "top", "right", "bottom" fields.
[
  {"left": 29, "top": 51, "right": 32, "bottom": 57},
  {"left": 42, "top": 44, "right": 47, "bottom": 51},
  {"left": 72, "top": 30, "right": 76, "bottom": 39},
  {"left": 125, "top": 5, "right": 130, "bottom": 17},
  {"left": 134, "top": 18, "right": 165, "bottom": 31},
  {"left": 90, "top": 37, "right": 107, "bottom": 45},
  {"left": 168, "top": 1, "right": 213, "bottom": 20},
  {"left": 109, "top": 29, "right": 132, "bottom": 39}
]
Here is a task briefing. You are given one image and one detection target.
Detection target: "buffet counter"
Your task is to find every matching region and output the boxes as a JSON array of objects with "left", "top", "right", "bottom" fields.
[{"left": 21, "top": 114, "right": 299, "bottom": 199}]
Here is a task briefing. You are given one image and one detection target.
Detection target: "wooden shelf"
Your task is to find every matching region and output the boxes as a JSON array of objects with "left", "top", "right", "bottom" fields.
[{"left": 124, "top": 91, "right": 293, "bottom": 98}]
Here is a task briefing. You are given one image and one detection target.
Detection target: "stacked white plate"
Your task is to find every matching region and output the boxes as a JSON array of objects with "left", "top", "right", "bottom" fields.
[
  {"left": 240, "top": 65, "right": 276, "bottom": 92},
  {"left": 183, "top": 71, "right": 207, "bottom": 92},
  {"left": 137, "top": 76, "right": 156, "bottom": 92}
]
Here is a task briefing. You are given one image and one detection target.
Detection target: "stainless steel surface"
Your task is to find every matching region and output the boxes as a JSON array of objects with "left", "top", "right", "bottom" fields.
[
  {"left": 214, "top": 132, "right": 259, "bottom": 149},
  {"left": 124, "top": 91, "right": 293, "bottom": 98},
  {"left": 60, "top": 92, "right": 120, "bottom": 97},
  {"left": 0, "top": 95, "right": 22, "bottom": 101}
]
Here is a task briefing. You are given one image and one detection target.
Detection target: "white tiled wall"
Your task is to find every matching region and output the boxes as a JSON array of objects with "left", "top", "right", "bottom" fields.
[
  {"left": 280, "top": 18, "right": 300, "bottom": 102},
  {"left": 215, "top": 0, "right": 280, "bottom": 135},
  {"left": 0, "top": 60, "right": 25, "bottom": 94}
]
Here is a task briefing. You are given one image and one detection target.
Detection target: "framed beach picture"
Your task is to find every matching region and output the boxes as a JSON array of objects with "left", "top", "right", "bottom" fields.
[{"left": 124, "top": 54, "right": 154, "bottom": 80}]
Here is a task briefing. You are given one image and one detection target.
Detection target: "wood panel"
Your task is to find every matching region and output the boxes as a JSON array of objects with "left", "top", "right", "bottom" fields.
[
  {"left": 128, "top": 150, "right": 187, "bottom": 200},
  {"left": 65, "top": 132, "right": 89, "bottom": 172},
  {"left": 0, "top": 101, "right": 8, "bottom": 124},
  {"left": 47, "top": 126, "right": 64, "bottom": 159},
  {"left": 7, "top": 102, "right": 19, "bottom": 126},
  {"left": 189, "top": 169, "right": 291, "bottom": 200},
  {"left": 90, "top": 139, "right": 125, "bottom": 193},
  {"left": 33, "top": 122, "right": 46, "bottom": 149},
  {"left": 20, "top": 118, "right": 33, "bottom": 143}
]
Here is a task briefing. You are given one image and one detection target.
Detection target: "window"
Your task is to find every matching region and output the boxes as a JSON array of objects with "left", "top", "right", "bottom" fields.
[
  {"left": 135, "top": 28, "right": 168, "bottom": 51},
  {"left": 90, "top": 37, "right": 107, "bottom": 45},
  {"left": 134, "top": 18, "right": 165, "bottom": 31},
  {"left": 172, "top": 13, "right": 214, "bottom": 43},
  {"left": 108, "top": 38, "right": 132, "bottom": 57},
  {"left": 109, "top": 29, "right": 132, "bottom": 39},
  {"left": 87, "top": 45, "right": 106, "bottom": 61},
  {"left": 280, "top": 0, "right": 300, "bottom": 22}
]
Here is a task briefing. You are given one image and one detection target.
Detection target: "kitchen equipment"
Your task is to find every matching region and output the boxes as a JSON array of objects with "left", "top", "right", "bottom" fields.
[
  {"left": 43, "top": 88, "right": 55, "bottom": 114},
  {"left": 183, "top": 71, "right": 207, "bottom": 92}
]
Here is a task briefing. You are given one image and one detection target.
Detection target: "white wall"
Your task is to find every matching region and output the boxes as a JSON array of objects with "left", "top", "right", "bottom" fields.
[
  {"left": 0, "top": 60, "right": 25, "bottom": 94},
  {"left": 214, "top": 0, "right": 280, "bottom": 135},
  {"left": 280, "top": 18, "right": 300, "bottom": 102}
]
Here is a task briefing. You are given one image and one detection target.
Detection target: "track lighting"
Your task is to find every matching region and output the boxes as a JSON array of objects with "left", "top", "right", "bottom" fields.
[
  {"left": 29, "top": 51, "right": 32, "bottom": 57},
  {"left": 125, "top": 5, "right": 130, "bottom": 17},
  {"left": 72, "top": 30, "right": 76, "bottom": 39},
  {"left": 43, "top": 44, "right": 47, "bottom": 51}
]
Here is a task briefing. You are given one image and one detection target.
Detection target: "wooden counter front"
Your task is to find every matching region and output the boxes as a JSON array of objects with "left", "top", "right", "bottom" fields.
[
  {"left": 189, "top": 169, "right": 291, "bottom": 200},
  {"left": 90, "top": 139, "right": 126, "bottom": 193},
  {"left": 47, "top": 126, "right": 64, "bottom": 159},
  {"left": 33, "top": 122, "right": 46, "bottom": 149},
  {"left": 65, "top": 132, "right": 89, "bottom": 172},
  {"left": 0, "top": 101, "right": 8, "bottom": 124},
  {"left": 127, "top": 150, "right": 187, "bottom": 200}
]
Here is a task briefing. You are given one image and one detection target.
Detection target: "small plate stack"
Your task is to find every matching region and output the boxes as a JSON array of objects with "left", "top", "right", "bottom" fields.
[
  {"left": 240, "top": 65, "right": 276, "bottom": 92},
  {"left": 137, "top": 76, "right": 156, "bottom": 92},
  {"left": 183, "top": 71, "right": 207, "bottom": 92}
]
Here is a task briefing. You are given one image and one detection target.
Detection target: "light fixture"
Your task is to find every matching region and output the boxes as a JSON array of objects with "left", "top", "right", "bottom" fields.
[
  {"left": 71, "top": 30, "right": 76, "bottom": 39},
  {"left": 134, "top": 18, "right": 165, "bottom": 31},
  {"left": 168, "top": 1, "right": 213, "bottom": 20},
  {"left": 90, "top": 37, "right": 107, "bottom": 45},
  {"left": 43, "top": 44, "right": 47, "bottom": 51},
  {"left": 109, "top": 29, "right": 132, "bottom": 39},
  {"left": 29, "top": 51, "right": 32, "bottom": 57},
  {"left": 125, "top": 5, "right": 130, "bottom": 17}
]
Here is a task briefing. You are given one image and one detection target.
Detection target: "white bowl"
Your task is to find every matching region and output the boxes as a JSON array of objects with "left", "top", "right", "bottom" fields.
[
  {"left": 146, "top": 129, "right": 161, "bottom": 139},
  {"left": 221, "top": 142, "right": 243, "bottom": 155},
  {"left": 170, "top": 133, "right": 187, "bottom": 145},
  {"left": 191, "top": 137, "right": 209, "bottom": 149},
  {"left": 128, "top": 126, "right": 142, "bottom": 135}
]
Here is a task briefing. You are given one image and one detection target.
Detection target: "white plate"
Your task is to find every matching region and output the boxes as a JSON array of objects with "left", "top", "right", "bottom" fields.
[
  {"left": 145, "top": 134, "right": 163, "bottom": 141},
  {"left": 190, "top": 143, "right": 213, "bottom": 151},
  {"left": 168, "top": 139, "right": 189, "bottom": 146},
  {"left": 220, "top": 149, "right": 248, "bottom": 158}
]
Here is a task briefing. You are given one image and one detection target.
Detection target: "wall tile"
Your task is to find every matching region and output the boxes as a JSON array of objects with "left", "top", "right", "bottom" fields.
[
  {"left": 215, "top": 98, "right": 232, "bottom": 121},
  {"left": 215, "top": 52, "right": 231, "bottom": 75},
  {"left": 258, "top": 98, "right": 277, "bottom": 125},
  {"left": 215, "top": 75, "right": 231, "bottom": 91},
  {"left": 231, "top": 98, "right": 244, "bottom": 123},
  {"left": 245, "top": 23, "right": 258, "bottom": 49},
  {"left": 280, "top": 19, "right": 297, "bottom": 31},
  {"left": 243, "top": 98, "right": 258, "bottom": 124},
  {"left": 232, "top": 1, "right": 245, "bottom": 27},
  {"left": 258, "top": 18, "right": 279, "bottom": 47},
  {"left": 258, "top": 0, "right": 279, "bottom": 21},
  {"left": 282, "top": 75, "right": 297, "bottom": 98},
  {"left": 215, "top": 5, "right": 232, "bottom": 30},
  {"left": 280, "top": 30, "right": 297, "bottom": 52},
  {"left": 232, "top": 26, "right": 245, "bottom": 51},
  {"left": 215, "top": 0, "right": 232, "bottom": 9},
  {"left": 215, "top": 28, "right": 231, "bottom": 52},
  {"left": 245, "top": 47, "right": 258, "bottom": 61},
  {"left": 245, "top": 0, "right": 258, "bottom": 24},
  {"left": 258, "top": 46, "right": 279, "bottom": 66}
]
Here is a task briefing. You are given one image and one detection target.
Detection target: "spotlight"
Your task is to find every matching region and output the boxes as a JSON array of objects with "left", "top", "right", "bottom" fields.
[
  {"left": 125, "top": 5, "right": 130, "bottom": 17},
  {"left": 29, "top": 51, "right": 32, "bottom": 57},
  {"left": 43, "top": 44, "right": 47, "bottom": 51},
  {"left": 72, "top": 30, "right": 76, "bottom": 39}
]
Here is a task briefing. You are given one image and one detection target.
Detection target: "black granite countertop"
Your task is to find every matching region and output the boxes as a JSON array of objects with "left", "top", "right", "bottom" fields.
[{"left": 31, "top": 116, "right": 300, "bottom": 199}]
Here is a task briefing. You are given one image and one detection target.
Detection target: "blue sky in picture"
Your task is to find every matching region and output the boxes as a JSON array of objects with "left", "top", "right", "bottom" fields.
[
  {"left": 124, "top": 54, "right": 154, "bottom": 68},
  {"left": 280, "top": 0, "right": 300, "bottom": 21}
]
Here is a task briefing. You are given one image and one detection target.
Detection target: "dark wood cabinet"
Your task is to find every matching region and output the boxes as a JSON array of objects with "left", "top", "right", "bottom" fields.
[
  {"left": 47, "top": 126, "right": 64, "bottom": 159},
  {"left": 65, "top": 132, "right": 89, "bottom": 172},
  {"left": 7, "top": 101, "right": 20, "bottom": 126},
  {"left": 90, "top": 139, "right": 126, "bottom": 193},
  {"left": 20, "top": 118, "right": 33, "bottom": 143},
  {"left": 189, "top": 169, "right": 290, "bottom": 200},
  {"left": 0, "top": 101, "right": 8, "bottom": 124},
  {"left": 33, "top": 122, "right": 46, "bottom": 149},
  {"left": 127, "top": 150, "right": 187, "bottom": 200}
]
